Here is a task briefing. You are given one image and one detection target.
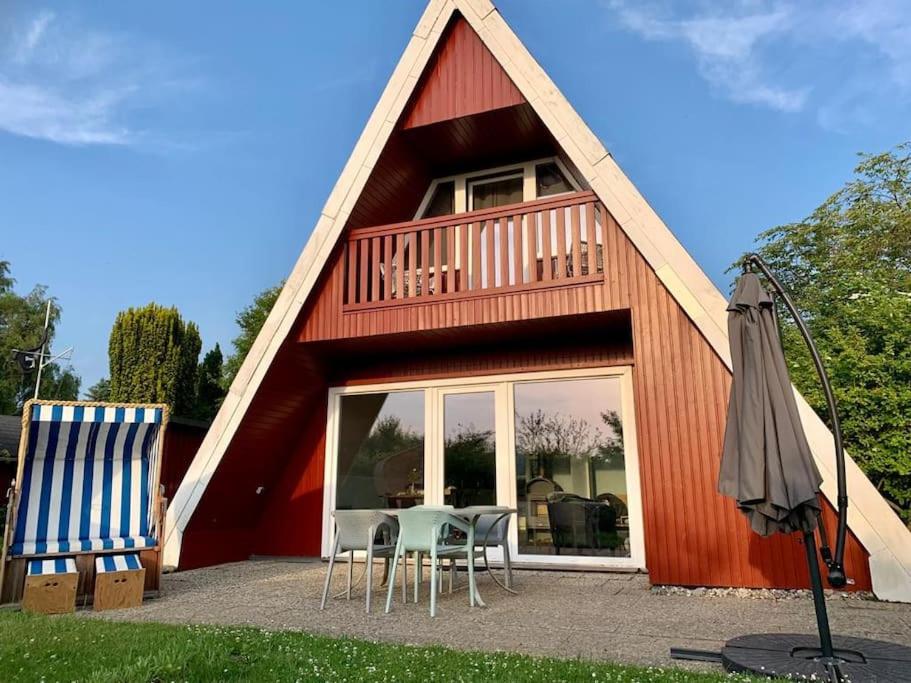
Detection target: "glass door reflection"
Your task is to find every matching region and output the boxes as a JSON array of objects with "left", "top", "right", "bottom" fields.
[{"left": 442, "top": 391, "right": 497, "bottom": 507}]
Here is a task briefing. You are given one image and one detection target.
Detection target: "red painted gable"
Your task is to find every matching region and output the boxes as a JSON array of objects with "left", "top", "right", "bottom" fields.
[{"left": 402, "top": 15, "right": 525, "bottom": 129}]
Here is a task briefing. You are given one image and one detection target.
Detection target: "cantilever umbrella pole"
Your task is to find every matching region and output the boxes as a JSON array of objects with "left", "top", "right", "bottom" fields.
[
  {"left": 675, "top": 256, "right": 911, "bottom": 681},
  {"left": 743, "top": 253, "right": 848, "bottom": 586}
]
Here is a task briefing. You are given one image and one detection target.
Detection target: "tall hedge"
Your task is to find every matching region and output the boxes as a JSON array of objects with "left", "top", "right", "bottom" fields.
[{"left": 108, "top": 303, "right": 202, "bottom": 416}]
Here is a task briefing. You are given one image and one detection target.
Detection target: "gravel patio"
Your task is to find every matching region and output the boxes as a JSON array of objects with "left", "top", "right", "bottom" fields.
[{"left": 93, "top": 559, "right": 911, "bottom": 670}]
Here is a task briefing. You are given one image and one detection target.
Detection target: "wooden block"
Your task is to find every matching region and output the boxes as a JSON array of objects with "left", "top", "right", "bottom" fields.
[
  {"left": 93, "top": 568, "right": 146, "bottom": 611},
  {"left": 22, "top": 572, "right": 77, "bottom": 615},
  {"left": 1, "top": 558, "right": 26, "bottom": 605}
]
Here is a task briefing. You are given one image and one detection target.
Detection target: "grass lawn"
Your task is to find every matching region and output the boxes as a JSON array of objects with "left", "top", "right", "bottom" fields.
[{"left": 0, "top": 610, "right": 756, "bottom": 682}]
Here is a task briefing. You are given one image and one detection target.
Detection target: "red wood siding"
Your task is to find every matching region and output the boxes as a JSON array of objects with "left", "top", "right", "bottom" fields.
[
  {"left": 178, "top": 342, "right": 327, "bottom": 570},
  {"left": 252, "top": 398, "right": 327, "bottom": 557},
  {"left": 335, "top": 340, "right": 633, "bottom": 387},
  {"left": 283, "top": 203, "right": 873, "bottom": 590},
  {"left": 402, "top": 16, "right": 525, "bottom": 130}
]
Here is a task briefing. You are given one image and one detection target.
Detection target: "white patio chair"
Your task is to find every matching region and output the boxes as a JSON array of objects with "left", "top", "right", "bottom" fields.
[
  {"left": 320, "top": 509, "right": 399, "bottom": 613},
  {"left": 384, "top": 506, "right": 482, "bottom": 617}
]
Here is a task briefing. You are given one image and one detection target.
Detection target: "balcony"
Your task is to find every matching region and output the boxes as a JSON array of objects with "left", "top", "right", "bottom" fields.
[{"left": 343, "top": 190, "right": 607, "bottom": 311}]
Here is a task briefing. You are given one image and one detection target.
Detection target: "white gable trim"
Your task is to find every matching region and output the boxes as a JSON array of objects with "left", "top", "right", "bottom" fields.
[{"left": 164, "top": 0, "right": 911, "bottom": 603}]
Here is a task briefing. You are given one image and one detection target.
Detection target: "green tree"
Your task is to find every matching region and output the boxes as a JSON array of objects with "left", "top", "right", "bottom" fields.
[
  {"left": 193, "top": 343, "right": 226, "bottom": 422},
  {"left": 222, "top": 282, "right": 283, "bottom": 389},
  {"left": 740, "top": 142, "right": 911, "bottom": 521},
  {"left": 108, "top": 303, "right": 202, "bottom": 416},
  {"left": 86, "top": 378, "right": 111, "bottom": 402},
  {"left": 0, "top": 261, "right": 80, "bottom": 413}
]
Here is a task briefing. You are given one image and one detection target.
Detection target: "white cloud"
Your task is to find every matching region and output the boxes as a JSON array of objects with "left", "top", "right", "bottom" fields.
[
  {"left": 13, "top": 10, "right": 55, "bottom": 64},
  {"left": 0, "top": 9, "right": 194, "bottom": 147},
  {"left": 606, "top": 0, "right": 911, "bottom": 124},
  {"left": 0, "top": 80, "right": 131, "bottom": 145}
]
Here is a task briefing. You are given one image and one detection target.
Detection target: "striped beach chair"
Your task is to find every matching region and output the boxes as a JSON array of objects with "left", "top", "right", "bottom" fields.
[{"left": 1, "top": 401, "right": 168, "bottom": 612}]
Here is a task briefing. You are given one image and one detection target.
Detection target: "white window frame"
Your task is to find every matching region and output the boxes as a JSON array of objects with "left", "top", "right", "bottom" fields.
[
  {"left": 466, "top": 169, "right": 524, "bottom": 212},
  {"left": 413, "top": 156, "right": 582, "bottom": 220},
  {"left": 321, "top": 366, "right": 645, "bottom": 571}
]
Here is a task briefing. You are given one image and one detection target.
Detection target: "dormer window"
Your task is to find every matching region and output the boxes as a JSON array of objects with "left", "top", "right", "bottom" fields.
[
  {"left": 417, "top": 157, "right": 582, "bottom": 219},
  {"left": 423, "top": 180, "right": 455, "bottom": 218},
  {"left": 535, "top": 161, "right": 573, "bottom": 198},
  {"left": 468, "top": 170, "right": 524, "bottom": 210}
]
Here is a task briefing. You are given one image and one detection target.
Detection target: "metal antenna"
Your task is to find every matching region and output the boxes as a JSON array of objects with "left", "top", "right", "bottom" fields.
[{"left": 9, "top": 300, "right": 74, "bottom": 400}]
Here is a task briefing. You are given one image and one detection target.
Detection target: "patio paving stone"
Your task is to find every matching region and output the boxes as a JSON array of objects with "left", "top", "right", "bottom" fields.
[{"left": 88, "top": 559, "right": 911, "bottom": 671}]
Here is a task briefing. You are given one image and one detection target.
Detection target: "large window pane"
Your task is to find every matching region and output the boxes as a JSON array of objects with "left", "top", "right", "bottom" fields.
[
  {"left": 470, "top": 174, "right": 523, "bottom": 210},
  {"left": 443, "top": 392, "right": 496, "bottom": 507},
  {"left": 336, "top": 391, "right": 424, "bottom": 510},
  {"left": 514, "top": 377, "right": 629, "bottom": 557}
]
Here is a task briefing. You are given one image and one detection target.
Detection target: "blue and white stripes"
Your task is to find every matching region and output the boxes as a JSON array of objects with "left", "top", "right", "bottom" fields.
[
  {"left": 95, "top": 553, "right": 142, "bottom": 573},
  {"left": 27, "top": 557, "right": 77, "bottom": 576},
  {"left": 11, "top": 403, "right": 163, "bottom": 556}
]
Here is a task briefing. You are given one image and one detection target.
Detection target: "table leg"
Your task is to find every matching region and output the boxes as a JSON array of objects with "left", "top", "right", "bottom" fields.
[{"left": 481, "top": 512, "right": 519, "bottom": 595}]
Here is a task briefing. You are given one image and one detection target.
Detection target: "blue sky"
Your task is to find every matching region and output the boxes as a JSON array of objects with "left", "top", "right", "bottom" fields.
[{"left": 1, "top": 1, "right": 909, "bottom": 395}]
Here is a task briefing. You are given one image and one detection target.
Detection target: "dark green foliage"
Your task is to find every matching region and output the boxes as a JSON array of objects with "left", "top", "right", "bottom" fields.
[
  {"left": 597, "top": 410, "right": 625, "bottom": 468},
  {"left": 86, "top": 377, "right": 112, "bottom": 402},
  {"left": 193, "top": 343, "right": 226, "bottom": 421},
  {"left": 740, "top": 143, "right": 911, "bottom": 522},
  {"left": 223, "top": 282, "right": 283, "bottom": 389},
  {"left": 0, "top": 261, "right": 80, "bottom": 413},
  {"left": 358, "top": 415, "right": 423, "bottom": 461},
  {"left": 444, "top": 424, "right": 496, "bottom": 506},
  {"left": 108, "top": 303, "right": 202, "bottom": 415}
]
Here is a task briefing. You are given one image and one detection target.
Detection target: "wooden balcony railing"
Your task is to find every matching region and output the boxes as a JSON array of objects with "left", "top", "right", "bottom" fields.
[{"left": 343, "top": 190, "right": 607, "bottom": 310}]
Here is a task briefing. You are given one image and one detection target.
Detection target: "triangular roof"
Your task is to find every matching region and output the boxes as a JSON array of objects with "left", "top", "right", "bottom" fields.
[{"left": 164, "top": 0, "right": 911, "bottom": 601}]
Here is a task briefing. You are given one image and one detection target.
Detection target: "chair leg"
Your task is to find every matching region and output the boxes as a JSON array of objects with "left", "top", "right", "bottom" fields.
[
  {"left": 402, "top": 551, "right": 408, "bottom": 603},
  {"left": 346, "top": 550, "right": 354, "bottom": 600},
  {"left": 320, "top": 537, "right": 341, "bottom": 610},
  {"left": 467, "top": 546, "right": 477, "bottom": 608},
  {"left": 385, "top": 540, "right": 402, "bottom": 614},
  {"left": 503, "top": 541, "right": 513, "bottom": 589},
  {"left": 413, "top": 552, "right": 421, "bottom": 603},
  {"left": 430, "top": 546, "right": 438, "bottom": 617},
  {"left": 365, "top": 544, "right": 374, "bottom": 614},
  {"left": 380, "top": 558, "right": 390, "bottom": 587},
  {"left": 449, "top": 559, "right": 455, "bottom": 594}
]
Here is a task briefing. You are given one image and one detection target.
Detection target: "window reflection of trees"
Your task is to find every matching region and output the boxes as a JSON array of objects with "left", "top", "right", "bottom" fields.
[
  {"left": 358, "top": 415, "right": 423, "bottom": 462},
  {"left": 515, "top": 408, "right": 624, "bottom": 480},
  {"left": 444, "top": 422, "right": 496, "bottom": 507}
]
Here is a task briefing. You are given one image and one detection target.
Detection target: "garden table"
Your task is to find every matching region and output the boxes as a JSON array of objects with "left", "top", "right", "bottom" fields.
[
  {"left": 386, "top": 505, "right": 517, "bottom": 607},
  {"left": 452, "top": 505, "right": 518, "bottom": 604}
]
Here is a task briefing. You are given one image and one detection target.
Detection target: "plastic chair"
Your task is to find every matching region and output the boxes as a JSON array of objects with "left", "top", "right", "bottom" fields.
[
  {"left": 384, "top": 506, "right": 482, "bottom": 617},
  {"left": 474, "top": 513, "right": 514, "bottom": 589},
  {"left": 320, "top": 510, "right": 399, "bottom": 613}
]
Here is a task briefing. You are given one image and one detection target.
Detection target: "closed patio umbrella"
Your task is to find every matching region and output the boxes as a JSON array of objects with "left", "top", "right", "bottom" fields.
[
  {"left": 671, "top": 253, "right": 911, "bottom": 682},
  {"left": 719, "top": 270, "right": 823, "bottom": 536}
]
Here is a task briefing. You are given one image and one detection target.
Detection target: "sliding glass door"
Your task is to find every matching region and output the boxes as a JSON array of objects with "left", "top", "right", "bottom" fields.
[
  {"left": 513, "top": 376, "right": 631, "bottom": 559},
  {"left": 441, "top": 389, "right": 498, "bottom": 508},
  {"left": 334, "top": 390, "right": 426, "bottom": 510},
  {"left": 324, "top": 369, "right": 644, "bottom": 569}
]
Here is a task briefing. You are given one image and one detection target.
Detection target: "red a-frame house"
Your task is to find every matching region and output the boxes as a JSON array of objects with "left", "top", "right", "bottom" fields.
[{"left": 164, "top": 0, "right": 911, "bottom": 602}]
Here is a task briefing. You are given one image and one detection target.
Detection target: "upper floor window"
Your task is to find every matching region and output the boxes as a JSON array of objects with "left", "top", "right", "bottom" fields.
[
  {"left": 468, "top": 170, "right": 524, "bottom": 210},
  {"left": 535, "top": 162, "right": 574, "bottom": 198},
  {"left": 417, "top": 157, "right": 581, "bottom": 219},
  {"left": 423, "top": 181, "right": 455, "bottom": 218}
]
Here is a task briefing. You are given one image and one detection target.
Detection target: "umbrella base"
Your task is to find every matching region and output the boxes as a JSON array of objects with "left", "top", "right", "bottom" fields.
[{"left": 721, "top": 633, "right": 911, "bottom": 682}]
